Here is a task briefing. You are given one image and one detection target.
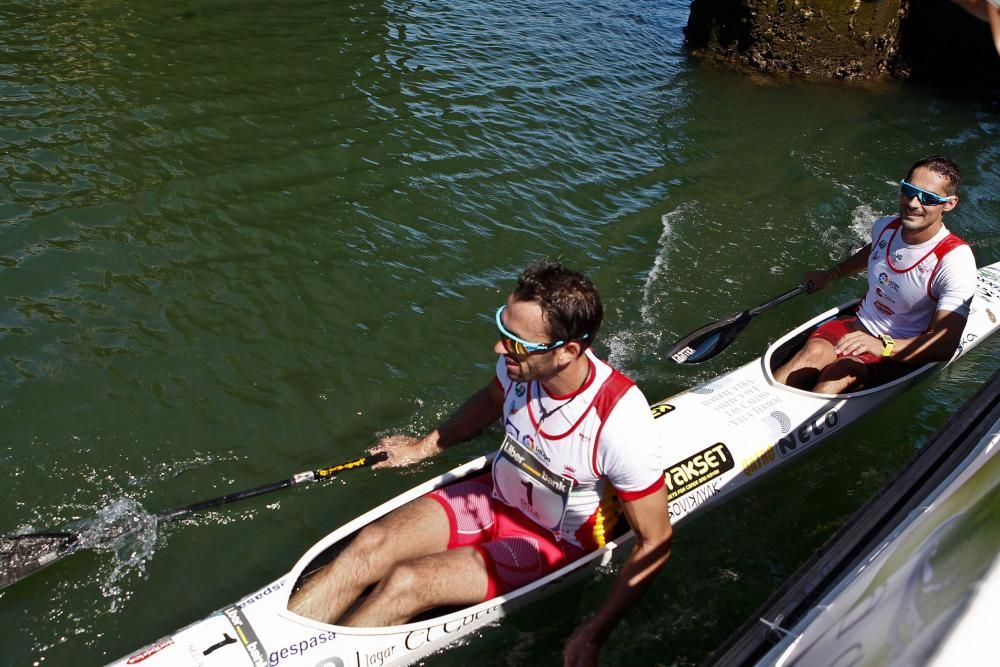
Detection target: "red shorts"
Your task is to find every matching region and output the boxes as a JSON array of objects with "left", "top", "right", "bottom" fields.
[
  {"left": 808, "top": 316, "right": 883, "bottom": 364},
  {"left": 427, "top": 473, "right": 588, "bottom": 600},
  {"left": 808, "top": 315, "right": 916, "bottom": 385}
]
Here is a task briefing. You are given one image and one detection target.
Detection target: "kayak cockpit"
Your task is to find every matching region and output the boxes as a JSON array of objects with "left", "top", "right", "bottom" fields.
[
  {"left": 761, "top": 299, "right": 937, "bottom": 399},
  {"left": 284, "top": 455, "right": 633, "bottom": 630}
]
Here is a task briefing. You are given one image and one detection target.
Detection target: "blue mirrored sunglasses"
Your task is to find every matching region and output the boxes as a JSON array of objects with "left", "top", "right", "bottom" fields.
[
  {"left": 900, "top": 180, "right": 954, "bottom": 206},
  {"left": 495, "top": 305, "right": 589, "bottom": 356}
]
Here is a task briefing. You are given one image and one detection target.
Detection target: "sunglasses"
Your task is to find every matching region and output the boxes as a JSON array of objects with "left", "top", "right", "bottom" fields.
[
  {"left": 495, "top": 305, "right": 589, "bottom": 356},
  {"left": 900, "top": 180, "right": 955, "bottom": 206}
]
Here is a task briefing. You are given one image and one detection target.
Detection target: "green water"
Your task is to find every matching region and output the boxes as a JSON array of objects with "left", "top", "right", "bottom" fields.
[{"left": 1, "top": 1, "right": 998, "bottom": 665}]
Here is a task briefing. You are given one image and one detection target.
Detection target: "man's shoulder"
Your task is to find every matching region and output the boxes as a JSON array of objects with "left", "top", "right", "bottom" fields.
[
  {"left": 870, "top": 214, "right": 898, "bottom": 237},
  {"left": 588, "top": 349, "right": 638, "bottom": 383},
  {"left": 935, "top": 240, "right": 978, "bottom": 278}
]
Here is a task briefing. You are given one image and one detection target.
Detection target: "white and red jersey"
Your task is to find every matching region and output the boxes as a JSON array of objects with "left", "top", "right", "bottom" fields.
[
  {"left": 491, "top": 349, "right": 664, "bottom": 551},
  {"left": 856, "top": 215, "right": 977, "bottom": 339}
]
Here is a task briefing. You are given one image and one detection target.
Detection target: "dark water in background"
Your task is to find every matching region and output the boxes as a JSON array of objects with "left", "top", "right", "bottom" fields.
[{"left": 0, "top": 1, "right": 998, "bottom": 665}]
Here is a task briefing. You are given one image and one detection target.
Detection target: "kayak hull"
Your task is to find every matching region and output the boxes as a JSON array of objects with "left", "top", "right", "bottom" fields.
[{"left": 109, "top": 262, "right": 1000, "bottom": 667}]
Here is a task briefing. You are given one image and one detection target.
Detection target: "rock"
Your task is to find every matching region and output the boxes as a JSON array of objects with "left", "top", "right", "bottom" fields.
[{"left": 684, "top": 0, "right": 1000, "bottom": 91}]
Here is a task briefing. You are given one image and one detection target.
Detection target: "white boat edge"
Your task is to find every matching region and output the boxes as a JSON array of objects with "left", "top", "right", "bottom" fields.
[{"left": 745, "top": 390, "right": 1000, "bottom": 667}]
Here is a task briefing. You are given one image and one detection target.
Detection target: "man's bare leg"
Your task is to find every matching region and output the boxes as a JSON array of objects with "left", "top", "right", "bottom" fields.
[
  {"left": 813, "top": 357, "right": 869, "bottom": 394},
  {"left": 287, "top": 497, "right": 452, "bottom": 624},
  {"left": 341, "top": 545, "right": 490, "bottom": 627},
  {"left": 773, "top": 339, "right": 837, "bottom": 389}
]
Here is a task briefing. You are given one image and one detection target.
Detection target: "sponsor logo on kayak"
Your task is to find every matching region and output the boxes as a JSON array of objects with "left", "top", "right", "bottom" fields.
[
  {"left": 776, "top": 410, "right": 839, "bottom": 458},
  {"left": 404, "top": 604, "right": 502, "bottom": 650},
  {"left": 356, "top": 645, "right": 397, "bottom": 667},
  {"left": 223, "top": 606, "right": 268, "bottom": 667},
  {"left": 769, "top": 411, "right": 791, "bottom": 434},
  {"left": 267, "top": 630, "right": 337, "bottom": 666},
  {"left": 662, "top": 443, "right": 733, "bottom": 501},
  {"left": 650, "top": 403, "right": 675, "bottom": 419},
  {"left": 127, "top": 638, "right": 174, "bottom": 664},
  {"left": 741, "top": 446, "right": 775, "bottom": 477},
  {"left": 874, "top": 301, "right": 894, "bottom": 316},
  {"left": 238, "top": 579, "right": 286, "bottom": 608},
  {"left": 669, "top": 479, "right": 721, "bottom": 519},
  {"left": 960, "top": 332, "right": 979, "bottom": 352}
]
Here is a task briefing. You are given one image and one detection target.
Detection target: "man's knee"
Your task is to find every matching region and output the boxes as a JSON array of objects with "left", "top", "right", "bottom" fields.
[
  {"left": 349, "top": 522, "right": 392, "bottom": 557},
  {"left": 818, "top": 358, "right": 869, "bottom": 386},
  {"left": 777, "top": 340, "right": 834, "bottom": 387},
  {"left": 798, "top": 339, "right": 837, "bottom": 366},
  {"left": 377, "top": 561, "right": 424, "bottom": 600}
]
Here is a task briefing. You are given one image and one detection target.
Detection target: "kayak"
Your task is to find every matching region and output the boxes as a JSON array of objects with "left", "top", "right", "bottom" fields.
[{"left": 109, "top": 260, "right": 1000, "bottom": 667}]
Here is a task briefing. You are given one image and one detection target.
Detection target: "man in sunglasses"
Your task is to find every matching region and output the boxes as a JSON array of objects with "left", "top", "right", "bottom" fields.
[
  {"left": 775, "top": 155, "right": 978, "bottom": 393},
  {"left": 289, "top": 262, "right": 671, "bottom": 667}
]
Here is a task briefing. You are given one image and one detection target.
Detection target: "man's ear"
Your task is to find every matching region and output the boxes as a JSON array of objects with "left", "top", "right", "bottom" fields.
[
  {"left": 944, "top": 196, "right": 959, "bottom": 213},
  {"left": 559, "top": 340, "right": 584, "bottom": 362}
]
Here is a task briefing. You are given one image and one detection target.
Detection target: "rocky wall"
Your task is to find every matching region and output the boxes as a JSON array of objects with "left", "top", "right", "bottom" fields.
[{"left": 685, "top": 0, "right": 1000, "bottom": 91}]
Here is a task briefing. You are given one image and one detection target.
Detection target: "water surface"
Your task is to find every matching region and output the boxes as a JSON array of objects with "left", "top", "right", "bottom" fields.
[{"left": 1, "top": 1, "right": 998, "bottom": 665}]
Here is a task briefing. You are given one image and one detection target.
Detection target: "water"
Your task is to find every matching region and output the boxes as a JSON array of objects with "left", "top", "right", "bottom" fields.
[{"left": 1, "top": 0, "right": 998, "bottom": 665}]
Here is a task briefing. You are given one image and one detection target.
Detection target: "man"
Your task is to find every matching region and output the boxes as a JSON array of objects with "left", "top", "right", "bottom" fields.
[
  {"left": 289, "top": 262, "right": 672, "bottom": 666},
  {"left": 951, "top": 0, "right": 1000, "bottom": 55},
  {"left": 775, "top": 156, "right": 977, "bottom": 393}
]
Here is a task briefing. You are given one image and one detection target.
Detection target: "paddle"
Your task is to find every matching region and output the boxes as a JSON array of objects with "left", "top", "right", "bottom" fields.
[
  {"left": 0, "top": 451, "right": 387, "bottom": 590},
  {"left": 666, "top": 282, "right": 811, "bottom": 364}
]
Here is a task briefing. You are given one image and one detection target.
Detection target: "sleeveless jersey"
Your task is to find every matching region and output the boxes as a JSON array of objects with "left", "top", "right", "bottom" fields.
[
  {"left": 492, "top": 349, "right": 665, "bottom": 551},
  {"left": 856, "top": 216, "right": 976, "bottom": 339}
]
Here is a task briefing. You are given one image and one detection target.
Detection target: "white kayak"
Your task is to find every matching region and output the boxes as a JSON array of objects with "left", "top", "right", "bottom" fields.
[{"left": 110, "top": 261, "right": 1000, "bottom": 667}]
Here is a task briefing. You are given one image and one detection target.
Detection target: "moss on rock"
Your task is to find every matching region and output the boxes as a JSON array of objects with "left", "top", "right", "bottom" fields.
[{"left": 685, "top": 0, "right": 999, "bottom": 90}]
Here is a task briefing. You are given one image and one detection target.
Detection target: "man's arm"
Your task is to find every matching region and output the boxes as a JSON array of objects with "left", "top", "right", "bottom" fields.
[
  {"left": 374, "top": 380, "right": 505, "bottom": 467},
  {"left": 833, "top": 309, "right": 968, "bottom": 363},
  {"left": 804, "top": 243, "right": 871, "bottom": 293},
  {"left": 563, "top": 486, "right": 673, "bottom": 667},
  {"left": 887, "top": 309, "right": 968, "bottom": 363}
]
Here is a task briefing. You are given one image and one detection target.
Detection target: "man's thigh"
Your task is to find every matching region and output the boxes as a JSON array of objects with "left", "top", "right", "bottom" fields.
[{"left": 428, "top": 473, "right": 586, "bottom": 599}]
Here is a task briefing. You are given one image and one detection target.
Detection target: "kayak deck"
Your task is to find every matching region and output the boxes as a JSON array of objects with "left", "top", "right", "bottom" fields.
[{"left": 109, "top": 260, "right": 1000, "bottom": 667}]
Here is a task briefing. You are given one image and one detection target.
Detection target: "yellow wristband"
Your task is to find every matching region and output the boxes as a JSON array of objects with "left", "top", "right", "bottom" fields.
[{"left": 878, "top": 334, "right": 895, "bottom": 357}]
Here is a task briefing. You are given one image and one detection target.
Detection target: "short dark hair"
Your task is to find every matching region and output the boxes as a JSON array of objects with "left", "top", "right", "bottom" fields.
[
  {"left": 907, "top": 156, "right": 962, "bottom": 196},
  {"left": 512, "top": 262, "right": 602, "bottom": 349}
]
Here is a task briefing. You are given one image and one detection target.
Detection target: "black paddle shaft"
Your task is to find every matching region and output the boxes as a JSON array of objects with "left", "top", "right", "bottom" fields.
[
  {"left": 667, "top": 283, "right": 811, "bottom": 365},
  {"left": 156, "top": 450, "right": 390, "bottom": 523},
  {"left": 747, "top": 282, "right": 811, "bottom": 316},
  {"left": 0, "top": 451, "right": 387, "bottom": 589}
]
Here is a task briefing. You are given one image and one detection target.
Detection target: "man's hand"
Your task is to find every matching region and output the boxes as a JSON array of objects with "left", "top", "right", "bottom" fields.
[
  {"left": 563, "top": 619, "right": 601, "bottom": 667},
  {"left": 370, "top": 434, "right": 441, "bottom": 468},
  {"left": 804, "top": 268, "right": 837, "bottom": 294},
  {"left": 835, "top": 330, "right": 883, "bottom": 358},
  {"left": 561, "top": 488, "right": 672, "bottom": 667},
  {"left": 806, "top": 243, "right": 870, "bottom": 293}
]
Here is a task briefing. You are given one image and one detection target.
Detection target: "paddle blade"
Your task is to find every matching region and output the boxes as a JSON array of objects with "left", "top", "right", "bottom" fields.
[
  {"left": 666, "top": 313, "right": 751, "bottom": 364},
  {"left": 0, "top": 532, "right": 78, "bottom": 590}
]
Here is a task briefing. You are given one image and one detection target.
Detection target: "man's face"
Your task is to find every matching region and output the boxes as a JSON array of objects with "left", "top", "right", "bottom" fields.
[
  {"left": 898, "top": 166, "right": 958, "bottom": 238},
  {"left": 493, "top": 297, "right": 570, "bottom": 383}
]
